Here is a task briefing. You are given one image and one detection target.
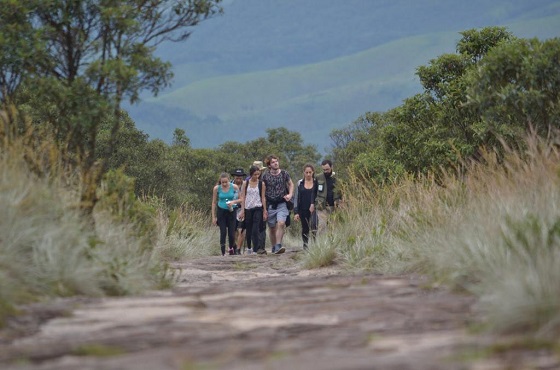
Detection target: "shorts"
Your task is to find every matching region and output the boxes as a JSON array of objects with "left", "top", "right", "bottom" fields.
[
  {"left": 236, "top": 218, "right": 246, "bottom": 230},
  {"left": 267, "top": 202, "right": 289, "bottom": 228},
  {"left": 235, "top": 209, "right": 245, "bottom": 230}
]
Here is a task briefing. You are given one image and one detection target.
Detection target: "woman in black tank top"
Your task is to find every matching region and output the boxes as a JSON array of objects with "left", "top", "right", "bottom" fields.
[{"left": 293, "top": 164, "right": 318, "bottom": 250}]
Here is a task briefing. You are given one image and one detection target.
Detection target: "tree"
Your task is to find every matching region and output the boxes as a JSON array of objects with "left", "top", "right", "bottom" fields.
[
  {"left": 1, "top": 0, "right": 223, "bottom": 212},
  {"left": 331, "top": 27, "right": 517, "bottom": 182},
  {"left": 263, "top": 127, "right": 321, "bottom": 177},
  {"left": 465, "top": 37, "right": 560, "bottom": 146},
  {"left": 329, "top": 112, "right": 387, "bottom": 178}
]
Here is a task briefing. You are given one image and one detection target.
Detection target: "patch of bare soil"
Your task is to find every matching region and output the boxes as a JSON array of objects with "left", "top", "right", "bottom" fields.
[{"left": 0, "top": 249, "right": 558, "bottom": 370}]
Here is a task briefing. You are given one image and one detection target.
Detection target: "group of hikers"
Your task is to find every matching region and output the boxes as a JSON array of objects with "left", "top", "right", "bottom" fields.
[{"left": 211, "top": 155, "right": 342, "bottom": 256}]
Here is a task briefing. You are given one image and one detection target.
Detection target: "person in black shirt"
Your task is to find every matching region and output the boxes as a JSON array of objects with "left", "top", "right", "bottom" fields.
[
  {"left": 294, "top": 164, "right": 318, "bottom": 250},
  {"left": 314, "top": 159, "right": 342, "bottom": 234}
]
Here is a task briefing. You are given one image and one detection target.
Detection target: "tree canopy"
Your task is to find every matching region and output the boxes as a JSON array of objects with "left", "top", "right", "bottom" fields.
[
  {"left": 1, "top": 0, "right": 223, "bottom": 211},
  {"left": 330, "top": 27, "right": 560, "bottom": 182}
]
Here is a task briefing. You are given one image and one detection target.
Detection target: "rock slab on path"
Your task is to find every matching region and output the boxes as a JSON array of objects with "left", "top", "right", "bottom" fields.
[{"left": 1, "top": 250, "right": 557, "bottom": 369}]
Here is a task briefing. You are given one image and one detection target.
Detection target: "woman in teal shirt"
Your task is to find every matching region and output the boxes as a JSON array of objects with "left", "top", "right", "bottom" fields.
[{"left": 212, "top": 172, "right": 241, "bottom": 255}]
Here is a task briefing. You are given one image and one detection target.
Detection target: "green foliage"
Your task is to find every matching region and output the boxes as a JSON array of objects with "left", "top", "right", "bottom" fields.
[
  {"left": 465, "top": 37, "right": 560, "bottom": 146},
  {"left": 329, "top": 112, "right": 388, "bottom": 179},
  {"left": 1, "top": 0, "right": 223, "bottom": 214},
  {"left": 331, "top": 27, "right": 560, "bottom": 183},
  {"left": 98, "top": 124, "right": 322, "bottom": 211},
  {"left": 96, "top": 168, "right": 159, "bottom": 244}
]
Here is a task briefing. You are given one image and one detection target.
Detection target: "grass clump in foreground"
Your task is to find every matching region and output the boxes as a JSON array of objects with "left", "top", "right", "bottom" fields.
[
  {"left": 300, "top": 134, "right": 560, "bottom": 340},
  {"left": 0, "top": 125, "right": 221, "bottom": 326}
]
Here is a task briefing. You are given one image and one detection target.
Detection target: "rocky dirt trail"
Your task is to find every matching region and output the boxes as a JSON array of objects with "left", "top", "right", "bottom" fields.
[{"left": 1, "top": 249, "right": 558, "bottom": 370}]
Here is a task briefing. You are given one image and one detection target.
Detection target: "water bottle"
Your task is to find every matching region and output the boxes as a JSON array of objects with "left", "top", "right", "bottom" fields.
[{"left": 226, "top": 199, "right": 233, "bottom": 212}]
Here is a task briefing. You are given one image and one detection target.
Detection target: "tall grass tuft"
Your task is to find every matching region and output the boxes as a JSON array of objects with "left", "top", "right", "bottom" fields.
[
  {"left": 0, "top": 117, "right": 174, "bottom": 325},
  {"left": 153, "top": 205, "right": 219, "bottom": 260},
  {"left": 0, "top": 149, "right": 102, "bottom": 307},
  {"left": 301, "top": 173, "right": 412, "bottom": 273},
  {"left": 402, "top": 136, "right": 560, "bottom": 339},
  {"left": 303, "top": 134, "right": 560, "bottom": 339}
]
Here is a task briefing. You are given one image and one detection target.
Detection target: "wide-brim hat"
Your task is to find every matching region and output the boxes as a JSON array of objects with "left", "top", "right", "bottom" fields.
[
  {"left": 252, "top": 160, "right": 266, "bottom": 170},
  {"left": 231, "top": 168, "right": 247, "bottom": 177}
]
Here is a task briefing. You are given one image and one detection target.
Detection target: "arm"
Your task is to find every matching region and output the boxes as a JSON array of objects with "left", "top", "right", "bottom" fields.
[
  {"left": 211, "top": 185, "right": 218, "bottom": 225},
  {"left": 238, "top": 181, "right": 246, "bottom": 218},
  {"left": 293, "top": 181, "right": 299, "bottom": 213},
  {"left": 261, "top": 181, "right": 268, "bottom": 220},
  {"left": 232, "top": 184, "right": 242, "bottom": 206},
  {"left": 293, "top": 181, "right": 300, "bottom": 221},
  {"left": 310, "top": 179, "right": 317, "bottom": 213},
  {"left": 285, "top": 177, "right": 294, "bottom": 201}
]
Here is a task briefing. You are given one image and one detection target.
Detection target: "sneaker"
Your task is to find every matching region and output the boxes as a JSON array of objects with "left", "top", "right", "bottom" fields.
[
  {"left": 229, "top": 248, "right": 234, "bottom": 255},
  {"left": 271, "top": 245, "right": 277, "bottom": 254},
  {"left": 256, "top": 248, "right": 267, "bottom": 255},
  {"left": 274, "top": 245, "right": 285, "bottom": 254}
]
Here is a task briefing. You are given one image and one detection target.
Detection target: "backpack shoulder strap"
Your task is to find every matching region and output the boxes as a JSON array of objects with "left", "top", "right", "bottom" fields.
[
  {"left": 282, "top": 170, "right": 290, "bottom": 194},
  {"left": 244, "top": 179, "right": 263, "bottom": 197}
]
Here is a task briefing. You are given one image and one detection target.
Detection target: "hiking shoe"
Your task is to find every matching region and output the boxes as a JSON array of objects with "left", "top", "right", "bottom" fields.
[
  {"left": 274, "top": 245, "right": 285, "bottom": 254},
  {"left": 256, "top": 248, "right": 267, "bottom": 255},
  {"left": 229, "top": 248, "right": 234, "bottom": 255}
]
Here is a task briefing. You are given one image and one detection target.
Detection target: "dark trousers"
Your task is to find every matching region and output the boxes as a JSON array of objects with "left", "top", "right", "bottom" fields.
[
  {"left": 217, "top": 207, "right": 236, "bottom": 255},
  {"left": 299, "top": 210, "right": 318, "bottom": 247},
  {"left": 245, "top": 207, "right": 263, "bottom": 251},
  {"left": 258, "top": 225, "right": 266, "bottom": 250}
]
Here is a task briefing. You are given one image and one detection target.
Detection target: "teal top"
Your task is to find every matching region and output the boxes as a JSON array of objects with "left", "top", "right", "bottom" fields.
[{"left": 218, "top": 184, "right": 235, "bottom": 210}]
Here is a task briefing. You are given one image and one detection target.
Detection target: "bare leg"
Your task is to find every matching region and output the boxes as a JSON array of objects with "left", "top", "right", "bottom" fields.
[
  {"left": 236, "top": 229, "right": 245, "bottom": 253},
  {"left": 275, "top": 221, "right": 286, "bottom": 245},
  {"left": 268, "top": 225, "right": 277, "bottom": 247}
]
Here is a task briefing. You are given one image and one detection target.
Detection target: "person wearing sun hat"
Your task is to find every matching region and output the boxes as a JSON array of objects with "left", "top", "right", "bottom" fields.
[
  {"left": 230, "top": 168, "right": 247, "bottom": 254},
  {"left": 252, "top": 160, "right": 266, "bottom": 171}
]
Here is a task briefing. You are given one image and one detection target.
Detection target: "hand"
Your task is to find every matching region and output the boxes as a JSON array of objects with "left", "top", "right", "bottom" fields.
[{"left": 294, "top": 214, "right": 300, "bottom": 222}]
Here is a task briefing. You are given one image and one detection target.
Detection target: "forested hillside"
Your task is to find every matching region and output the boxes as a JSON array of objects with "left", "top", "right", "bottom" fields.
[{"left": 126, "top": 0, "right": 560, "bottom": 152}]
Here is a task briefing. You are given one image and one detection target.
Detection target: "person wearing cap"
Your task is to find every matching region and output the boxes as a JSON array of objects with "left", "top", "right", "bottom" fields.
[{"left": 230, "top": 168, "right": 247, "bottom": 254}]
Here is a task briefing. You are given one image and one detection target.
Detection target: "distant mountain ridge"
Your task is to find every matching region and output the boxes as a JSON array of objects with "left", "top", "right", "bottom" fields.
[{"left": 126, "top": 0, "right": 560, "bottom": 152}]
